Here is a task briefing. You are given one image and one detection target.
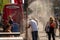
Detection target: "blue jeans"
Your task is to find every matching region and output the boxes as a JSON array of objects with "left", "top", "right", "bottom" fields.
[{"left": 32, "top": 31, "right": 38, "bottom": 40}]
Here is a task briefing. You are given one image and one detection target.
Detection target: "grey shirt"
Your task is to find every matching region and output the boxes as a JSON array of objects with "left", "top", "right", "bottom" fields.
[{"left": 29, "top": 19, "right": 38, "bottom": 31}]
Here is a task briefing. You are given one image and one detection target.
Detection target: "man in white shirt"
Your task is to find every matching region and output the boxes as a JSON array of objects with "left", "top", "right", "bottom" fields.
[{"left": 28, "top": 18, "right": 38, "bottom": 40}]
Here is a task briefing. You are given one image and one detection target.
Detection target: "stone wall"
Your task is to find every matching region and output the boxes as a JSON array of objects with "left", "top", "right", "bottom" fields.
[
  {"left": 28, "top": 0, "right": 54, "bottom": 31},
  {"left": 27, "top": 0, "right": 54, "bottom": 40}
]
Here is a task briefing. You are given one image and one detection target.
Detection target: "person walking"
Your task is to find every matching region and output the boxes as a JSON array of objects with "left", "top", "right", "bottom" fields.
[
  {"left": 45, "top": 17, "right": 56, "bottom": 40},
  {"left": 58, "top": 20, "right": 60, "bottom": 38},
  {"left": 54, "top": 18, "right": 59, "bottom": 36},
  {"left": 28, "top": 18, "right": 38, "bottom": 40}
]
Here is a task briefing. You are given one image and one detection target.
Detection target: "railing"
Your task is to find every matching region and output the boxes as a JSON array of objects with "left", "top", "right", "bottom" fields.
[
  {"left": 0, "top": 32, "right": 20, "bottom": 37},
  {"left": 0, "top": 37, "right": 23, "bottom": 40},
  {"left": 0, "top": 32, "right": 20, "bottom": 34}
]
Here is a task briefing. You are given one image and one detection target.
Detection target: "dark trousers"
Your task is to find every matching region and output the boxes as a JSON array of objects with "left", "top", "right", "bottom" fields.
[
  {"left": 47, "top": 27, "right": 55, "bottom": 40},
  {"left": 32, "top": 31, "right": 38, "bottom": 40}
]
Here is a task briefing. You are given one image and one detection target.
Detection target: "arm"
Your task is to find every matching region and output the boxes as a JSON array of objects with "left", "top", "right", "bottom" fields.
[{"left": 27, "top": 24, "right": 31, "bottom": 28}]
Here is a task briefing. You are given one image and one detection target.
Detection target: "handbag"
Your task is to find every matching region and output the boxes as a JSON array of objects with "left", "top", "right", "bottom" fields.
[{"left": 45, "top": 23, "right": 50, "bottom": 33}]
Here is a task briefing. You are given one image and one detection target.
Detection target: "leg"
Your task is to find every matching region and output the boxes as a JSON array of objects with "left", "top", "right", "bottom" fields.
[
  {"left": 59, "top": 28, "right": 60, "bottom": 37},
  {"left": 32, "top": 32, "right": 34, "bottom": 40},
  {"left": 52, "top": 30, "right": 55, "bottom": 40},
  {"left": 32, "top": 31, "right": 36, "bottom": 40},
  {"left": 47, "top": 33, "right": 51, "bottom": 40},
  {"left": 59, "top": 26, "right": 60, "bottom": 37},
  {"left": 35, "top": 31, "right": 38, "bottom": 40}
]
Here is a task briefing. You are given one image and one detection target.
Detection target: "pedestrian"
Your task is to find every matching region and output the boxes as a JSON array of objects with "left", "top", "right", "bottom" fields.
[
  {"left": 3, "top": 20, "right": 9, "bottom": 32},
  {"left": 28, "top": 17, "right": 38, "bottom": 40},
  {"left": 45, "top": 17, "right": 56, "bottom": 40},
  {"left": 5, "top": 24, "right": 12, "bottom": 32},
  {"left": 8, "top": 15, "right": 13, "bottom": 24},
  {"left": 58, "top": 20, "right": 60, "bottom": 37},
  {"left": 54, "top": 18, "right": 58, "bottom": 36},
  {"left": 4, "top": 24, "right": 14, "bottom": 37},
  {"left": 2, "top": 15, "right": 13, "bottom": 32},
  {"left": 8, "top": 15, "right": 19, "bottom": 32}
]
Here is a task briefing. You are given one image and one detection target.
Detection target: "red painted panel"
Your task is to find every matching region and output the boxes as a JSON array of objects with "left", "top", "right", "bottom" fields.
[
  {"left": 3, "top": 4, "right": 24, "bottom": 24},
  {"left": 14, "top": 0, "right": 22, "bottom": 4}
]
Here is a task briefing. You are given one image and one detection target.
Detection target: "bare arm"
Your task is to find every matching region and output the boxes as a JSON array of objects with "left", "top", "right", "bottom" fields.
[{"left": 27, "top": 24, "right": 31, "bottom": 28}]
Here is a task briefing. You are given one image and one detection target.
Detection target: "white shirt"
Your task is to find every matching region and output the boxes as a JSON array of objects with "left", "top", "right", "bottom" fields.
[{"left": 29, "top": 19, "right": 38, "bottom": 31}]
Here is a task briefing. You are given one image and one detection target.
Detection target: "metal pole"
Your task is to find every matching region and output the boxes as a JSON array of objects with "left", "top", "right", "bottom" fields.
[
  {"left": 25, "top": 8, "right": 28, "bottom": 40},
  {"left": 24, "top": 0, "right": 28, "bottom": 40},
  {"left": 25, "top": 4, "right": 28, "bottom": 40}
]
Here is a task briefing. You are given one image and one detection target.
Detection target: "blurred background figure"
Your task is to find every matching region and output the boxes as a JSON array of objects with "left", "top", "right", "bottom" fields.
[
  {"left": 58, "top": 20, "right": 60, "bottom": 38},
  {"left": 46, "top": 17, "right": 56, "bottom": 40},
  {"left": 8, "top": 15, "right": 13, "bottom": 25},
  {"left": 4, "top": 24, "right": 12, "bottom": 32},
  {"left": 4, "top": 24, "right": 14, "bottom": 37},
  {"left": 8, "top": 15, "right": 19, "bottom": 32},
  {"left": 54, "top": 18, "right": 59, "bottom": 36}
]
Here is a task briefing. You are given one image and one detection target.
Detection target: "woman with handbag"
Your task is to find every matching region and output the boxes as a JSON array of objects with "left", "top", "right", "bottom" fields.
[{"left": 45, "top": 17, "right": 56, "bottom": 40}]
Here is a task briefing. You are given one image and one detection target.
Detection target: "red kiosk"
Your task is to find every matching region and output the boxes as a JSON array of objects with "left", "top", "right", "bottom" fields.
[
  {"left": 2, "top": 0, "right": 24, "bottom": 33},
  {"left": 3, "top": 0, "right": 24, "bottom": 25}
]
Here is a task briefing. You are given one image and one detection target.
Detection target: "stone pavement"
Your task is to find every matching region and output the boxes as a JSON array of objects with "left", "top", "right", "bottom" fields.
[
  {"left": 38, "top": 22, "right": 60, "bottom": 40},
  {"left": 38, "top": 31, "right": 60, "bottom": 40}
]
